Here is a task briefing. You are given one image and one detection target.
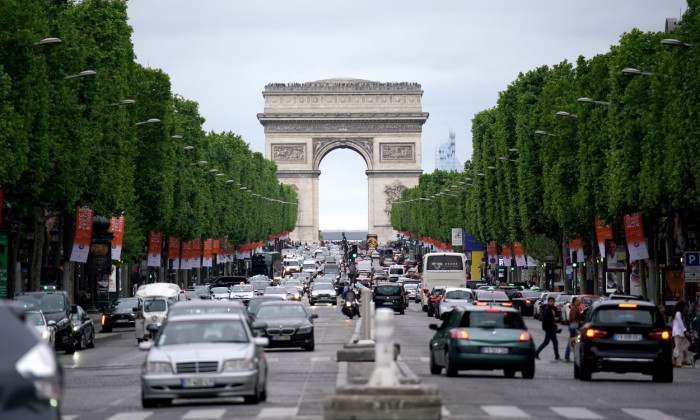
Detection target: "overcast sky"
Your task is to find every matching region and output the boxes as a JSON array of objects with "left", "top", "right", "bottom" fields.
[{"left": 127, "top": 0, "right": 686, "bottom": 231}]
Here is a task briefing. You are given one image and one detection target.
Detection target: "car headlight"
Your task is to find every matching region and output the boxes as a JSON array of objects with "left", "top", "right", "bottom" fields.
[
  {"left": 297, "top": 325, "right": 312, "bottom": 334},
  {"left": 15, "top": 343, "right": 61, "bottom": 402},
  {"left": 143, "top": 361, "right": 173, "bottom": 374},
  {"left": 73, "top": 324, "right": 80, "bottom": 332},
  {"left": 41, "top": 330, "right": 52, "bottom": 341},
  {"left": 223, "top": 359, "right": 255, "bottom": 372}
]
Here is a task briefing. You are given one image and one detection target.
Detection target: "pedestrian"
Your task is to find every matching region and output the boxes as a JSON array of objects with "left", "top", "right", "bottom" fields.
[
  {"left": 534, "top": 296, "right": 560, "bottom": 361},
  {"left": 672, "top": 301, "right": 691, "bottom": 367},
  {"left": 564, "top": 297, "right": 582, "bottom": 362}
]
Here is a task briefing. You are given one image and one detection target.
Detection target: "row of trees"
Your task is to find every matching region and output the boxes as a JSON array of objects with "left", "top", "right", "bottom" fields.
[
  {"left": 392, "top": 2, "right": 699, "bottom": 299},
  {"left": 0, "top": 0, "right": 297, "bottom": 293}
]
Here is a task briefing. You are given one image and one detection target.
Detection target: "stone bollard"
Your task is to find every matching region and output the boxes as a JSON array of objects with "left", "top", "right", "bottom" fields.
[
  {"left": 360, "top": 288, "right": 372, "bottom": 341},
  {"left": 367, "top": 308, "right": 400, "bottom": 387}
]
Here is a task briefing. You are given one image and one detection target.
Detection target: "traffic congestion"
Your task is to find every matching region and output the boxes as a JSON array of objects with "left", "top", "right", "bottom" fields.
[{"left": 2, "top": 240, "right": 699, "bottom": 419}]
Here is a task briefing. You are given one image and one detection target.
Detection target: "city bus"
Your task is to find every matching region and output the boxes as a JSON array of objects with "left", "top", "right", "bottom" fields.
[{"left": 420, "top": 252, "right": 466, "bottom": 312}]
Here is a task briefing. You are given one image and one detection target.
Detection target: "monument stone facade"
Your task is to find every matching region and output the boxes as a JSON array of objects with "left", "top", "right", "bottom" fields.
[{"left": 258, "top": 78, "right": 428, "bottom": 243}]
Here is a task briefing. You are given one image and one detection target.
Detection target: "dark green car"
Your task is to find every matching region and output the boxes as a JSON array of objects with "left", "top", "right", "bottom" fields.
[{"left": 428, "top": 305, "right": 535, "bottom": 378}]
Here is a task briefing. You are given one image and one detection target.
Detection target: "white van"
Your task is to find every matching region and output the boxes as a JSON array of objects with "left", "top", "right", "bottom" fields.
[
  {"left": 134, "top": 283, "right": 181, "bottom": 343},
  {"left": 388, "top": 264, "right": 405, "bottom": 282},
  {"left": 420, "top": 252, "right": 466, "bottom": 311}
]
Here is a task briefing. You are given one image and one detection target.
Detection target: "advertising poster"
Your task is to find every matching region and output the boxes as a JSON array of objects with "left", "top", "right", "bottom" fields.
[
  {"left": 70, "top": 206, "right": 94, "bottom": 263},
  {"left": 624, "top": 212, "right": 649, "bottom": 261},
  {"left": 202, "top": 238, "right": 213, "bottom": 267},
  {"left": 605, "top": 239, "right": 628, "bottom": 271},
  {"left": 109, "top": 215, "right": 125, "bottom": 261},
  {"left": 147, "top": 231, "right": 162, "bottom": 267},
  {"left": 109, "top": 265, "right": 117, "bottom": 293},
  {"left": 595, "top": 217, "right": 613, "bottom": 258},
  {"left": 664, "top": 269, "right": 684, "bottom": 304},
  {"left": 513, "top": 242, "right": 527, "bottom": 267},
  {"left": 168, "top": 237, "right": 180, "bottom": 270}
]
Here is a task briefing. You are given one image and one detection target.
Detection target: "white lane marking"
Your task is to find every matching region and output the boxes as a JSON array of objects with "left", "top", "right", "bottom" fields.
[
  {"left": 182, "top": 408, "right": 226, "bottom": 419},
  {"left": 310, "top": 356, "right": 331, "bottom": 362},
  {"left": 105, "top": 413, "right": 153, "bottom": 420},
  {"left": 441, "top": 406, "right": 452, "bottom": 417},
  {"left": 62, "top": 416, "right": 79, "bottom": 420},
  {"left": 622, "top": 409, "right": 683, "bottom": 420},
  {"left": 550, "top": 407, "right": 604, "bottom": 419},
  {"left": 258, "top": 407, "right": 299, "bottom": 418},
  {"left": 336, "top": 361, "right": 348, "bottom": 388},
  {"left": 482, "top": 405, "right": 530, "bottom": 418},
  {"left": 420, "top": 356, "right": 430, "bottom": 363}
]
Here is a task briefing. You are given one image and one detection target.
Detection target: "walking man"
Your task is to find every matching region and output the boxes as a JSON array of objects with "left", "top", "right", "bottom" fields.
[
  {"left": 535, "top": 296, "right": 560, "bottom": 361},
  {"left": 564, "top": 297, "right": 582, "bottom": 362}
]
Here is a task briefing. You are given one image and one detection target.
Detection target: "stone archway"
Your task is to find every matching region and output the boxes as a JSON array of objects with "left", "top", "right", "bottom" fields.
[{"left": 258, "top": 78, "right": 428, "bottom": 243}]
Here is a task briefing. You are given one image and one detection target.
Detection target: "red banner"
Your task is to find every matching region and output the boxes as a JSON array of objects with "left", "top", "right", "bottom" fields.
[
  {"left": 168, "top": 237, "right": 180, "bottom": 270},
  {"left": 624, "top": 213, "right": 649, "bottom": 261},
  {"left": 70, "top": 206, "right": 93, "bottom": 263},
  {"left": 513, "top": 242, "right": 527, "bottom": 267},
  {"left": 202, "top": 239, "right": 213, "bottom": 267},
  {"left": 213, "top": 239, "right": 221, "bottom": 255},
  {"left": 147, "top": 231, "right": 162, "bottom": 267},
  {"left": 181, "top": 240, "right": 192, "bottom": 270},
  {"left": 487, "top": 241, "right": 498, "bottom": 264},
  {"left": 595, "top": 217, "right": 613, "bottom": 258},
  {"left": 108, "top": 215, "right": 125, "bottom": 261},
  {"left": 191, "top": 238, "right": 201, "bottom": 268}
]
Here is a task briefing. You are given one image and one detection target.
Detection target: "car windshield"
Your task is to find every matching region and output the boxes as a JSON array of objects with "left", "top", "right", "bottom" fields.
[
  {"left": 595, "top": 308, "right": 657, "bottom": 326},
  {"left": 144, "top": 299, "right": 166, "bottom": 313},
  {"left": 232, "top": 285, "right": 253, "bottom": 292},
  {"left": 265, "top": 287, "right": 285, "bottom": 295},
  {"left": 211, "top": 287, "right": 229, "bottom": 294},
  {"left": 16, "top": 294, "right": 65, "bottom": 314},
  {"left": 252, "top": 282, "right": 268, "bottom": 290},
  {"left": 114, "top": 298, "right": 138, "bottom": 310},
  {"left": 460, "top": 311, "right": 525, "bottom": 329},
  {"left": 303, "top": 263, "right": 316, "bottom": 270},
  {"left": 314, "top": 284, "right": 334, "bottom": 290},
  {"left": 325, "top": 266, "right": 339, "bottom": 273},
  {"left": 285, "top": 287, "right": 298, "bottom": 293},
  {"left": 445, "top": 290, "right": 472, "bottom": 300},
  {"left": 158, "top": 319, "right": 249, "bottom": 345},
  {"left": 520, "top": 292, "right": 541, "bottom": 298},
  {"left": 256, "top": 304, "right": 307, "bottom": 319},
  {"left": 169, "top": 305, "right": 244, "bottom": 317},
  {"left": 556, "top": 295, "right": 571, "bottom": 303},
  {"left": 375, "top": 286, "right": 401, "bottom": 296},
  {"left": 389, "top": 268, "right": 403, "bottom": 274},
  {"left": 248, "top": 297, "right": 281, "bottom": 314},
  {"left": 25, "top": 312, "right": 45, "bottom": 326},
  {"left": 404, "top": 283, "right": 419, "bottom": 291},
  {"left": 286, "top": 281, "right": 300, "bottom": 286},
  {"left": 580, "top": 296, "right": 598, "bottom": 305}
]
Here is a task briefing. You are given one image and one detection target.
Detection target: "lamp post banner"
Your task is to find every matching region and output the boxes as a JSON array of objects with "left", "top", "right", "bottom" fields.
[
  {"left": 202, "top": 239, "right": 213, "bottom": 267},
  {"left": 624, "top": 213, "right": 649, "bottom": 261},
  {"left": 182, "top": 240, "right": 192, "bottom": 270},
  {"left": 595, "top": 217, "right": 613, "bottom": 258},
  {"left": 168, "top": 237, "right": 180, "bottom": 270},
  {"left": 568, "top": 238, "right": 584, "bottom": 263},
  {"left": 109, "top": 215, "right": 125, "bottom": 261},
  {"left": 191, "top": 238, "right": 202, "bottom": 268},
  {"left": 501, "top": 245, "right": 512, "bottom": 267},
  {"left": 513, "top": 242, "right": 527, "bottom": 267},
  {"left": 487, "top": 241, "right": 498, "bottom": 263},
  {"left": 147, "top": 231, "right": 162, "bottom": 267},
  {"left": 70, "top": 206, "right": 94, "bottom": 263}
]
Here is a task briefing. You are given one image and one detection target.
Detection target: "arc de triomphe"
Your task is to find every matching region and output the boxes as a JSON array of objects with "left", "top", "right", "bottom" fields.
[{"left": 258, "top": 78, "right": 428, "bottom": 243}]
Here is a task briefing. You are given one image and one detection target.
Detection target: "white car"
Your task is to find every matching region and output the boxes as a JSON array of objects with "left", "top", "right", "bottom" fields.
[
  {"left": 230, "top": 284, "right": 255, "bottom": 303},
  {"left": 309, "top": 283, "right": 337, "bottom": 306},
  {"left": 25, "top": 310, "right": 55, "bottom": 346},
  {"left": 210, "top": 287, "right": 231, "bottom": 300},
  {"left": 302, "top": 260, "right": 320, "bottom": 278},
  {"left": 437, "top": 287, "right": 474, "bottom": 320}
]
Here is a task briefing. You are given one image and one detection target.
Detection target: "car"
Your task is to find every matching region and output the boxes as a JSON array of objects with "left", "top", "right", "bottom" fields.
[
  {"left": 210, "top": 286, "right": 231, "bottom": 300},
  {"left": 553, "top": 294, "right": 573, "bottom": 320},
  {"left": 0, "top": 300, "right": 63, "bottom": 419},
  {"left": 428, "top": 305, "right": 535, "bottom": 378},
  {"left": 251, "top": 280, "right": 270, "bottom": 296},
  {"left": 466, "top": 280, "right": 487, "bottom": 290},
  {"left": 183, "top": 290, "right": 200, "bottom": 300},
  {"left": 534, "top": 292, "right": 561, "bottom": 319},
  {"left": 69, "top": 305, "right": 96, "bottom": 352},
  {"left": 230, "top": 284, "right": 255, "bottom": 304},
  {"left": 168, "top": 299, "right": 247, "bottom": 318},
  {"left": 247, "top": 296, "right": 286, "bottom": 322},
  {"left": 100, "top": 297, "right": 139, "bottom": 332},
  {"left": 264, "top": 286, "right": 288, "bottom": 300},
  {"left": 192, "top": 285, "right": 212, "bottom": 299},
  {"left": 426, "top": 286, "right": 448, "bottom": 317},
  {"left": 573, "top": 300, "right": 672, "bottom": 382},
  {"left": 437, "top": 288, "right": 474, "bottom": 320},
  {"left": 285, "top": 286, "right": 302, "bottom": 301},
  {"left": 509, "top": 291, "right": 542, "bottom": 316},
  {"left": 284, "top": 279, "right": 304, "bottom": 296},
  {"left": 24, "top": 310, "right": 55, "bottom": 346},
  {"left": 372, "top": 283, "right": 406, "bottom": 315},
  {"left": 474, "top": 290, "right": 513, "bottom": 308},
  {"left": 309, "top": 282, "right": 337, "bottom": 306},
  {"left": 139, "top": 313, "right": 268, "bottom": 407},
  {"left": 403, "top": 281, "right": 421, "bottom": 300},
  {"left": 252, "top": 301, "right": 318, "bottom": 351},
  {"left": 206, "top": 275, "right": 248, "bottom": 288},
  {"left": 14, "top": 289, "right": 74, "bottom": 353}
]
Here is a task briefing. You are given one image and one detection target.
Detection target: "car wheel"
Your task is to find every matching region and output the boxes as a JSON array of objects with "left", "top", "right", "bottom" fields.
[
  {"left": 444, "top": 350, "right": 458, "bottom": 377},
  {"left": 64, "top": 345, "right": 75, "bottom": 355},
  {"left": 102, "top": 325, "right": 112, "bottom": 333},
  {"left": 427, "top": 308, "right": 433, "bottom": 317},
  {"left": 78, "top": 334, "right": 87, "bottom": 350},
  {"left": 87, "top": 331, "right": 95, "bottom": 349},
  {"left": 422, "top": 305, "right": 428, "bottom": 312},
  {"left": 259, "top": 373, "right": 268, "bottom": 402},
  {"left": 579, "top": 360, "right": 592, "bottom": 381},
  {"left": 305, "top": 340, "right": 315, "bottom": 351},
  {"left": 309, "top": 302, "right": 315, "bottom": 306},
  {"left": 142, "top": 392, "right": 169, "bottom": 408},
  {"left": 400, "top": 308, "right": 405, "bottom": 315},
  {"left": 573, "top": 360, "right": 580, "bottom": 379},
  {"left": 652, "top": 364, "right": 673, "bottom": 383},
  {"left": 504, "top": 369, "right": 516, "bottom": 378},
  {"left": 244, "top": 380, "right": 262, "bottom": 404},
  {"left": 429, "top": 352, "right": 442, "bottom": 375},
  {"left": 522, "top": 363, "right": 535, "bottom": 379}
]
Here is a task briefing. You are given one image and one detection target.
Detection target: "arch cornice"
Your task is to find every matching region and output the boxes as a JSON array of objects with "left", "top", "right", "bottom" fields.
[{"left": 312, "top": 137, "right": 374, "bottom": 171}]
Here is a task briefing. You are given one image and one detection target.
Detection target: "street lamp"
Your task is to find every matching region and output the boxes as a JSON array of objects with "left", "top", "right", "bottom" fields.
[
  {"left": 577, "top": 97, "right": 610, "bottom": 106},
  {"left": 535, "top": 130, "right": 556, "bottom": 137},
  {"left": 508, "top": 148, "right": 518, "bottom": 152},
  {"left": 661, "top": 38, "right": 693, "bottom": 47},
  {"left": 215, "top": 173, "right": 224, "bottom": 177},
  {"left": 171, "top": 135, "right": 183, "bottom": 140},
  {"left": 34, "top": 37, "right": 62, "bottom": 45},
  {"left": 487, "top": 166, "right": 496, "bottom": 170},
  {"left": 621, "top": 68, "right": 654, "bottom": 76},
  {"left": 64, "top": 70, "right": 96, "bottom": 80},
  {"left": 555, "top": 111, "right": 578, "bottom": 118},
  {"left": 208, "top": 169, "right": 218, "bottom": 173},
  {"left": 498, "top": 157, "right": 517, "bottom": 162},
  {"left": 183, "top": 146, "right": 195, "bottom": 151},
  {"left": 110, "top": 99, "right": 136, "bottom": 106},
  {"left": 477, "top": 172, "right": 486, "bottom": 177},
  {"left": 135, "top": 118, "right": 161, "bottom": 126}
]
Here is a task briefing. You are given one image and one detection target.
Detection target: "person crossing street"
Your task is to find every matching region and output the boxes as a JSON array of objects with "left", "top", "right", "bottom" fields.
[{"left": 535, "top": 296, "right": 560, "bottom": 361}]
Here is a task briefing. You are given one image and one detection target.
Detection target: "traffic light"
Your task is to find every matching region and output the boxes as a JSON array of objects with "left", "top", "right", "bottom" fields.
[
  {"left": 572, "top": 252, "right": 578, "bottom": 268},
  {"left": 498, "top": 267, "right": 504, "bottom": 273},
  {"left": 510, "top": 266, "right": 515, "bottom": 272},
  {"left": 351, "top": 244, "right": 358, "bottom": 260}
]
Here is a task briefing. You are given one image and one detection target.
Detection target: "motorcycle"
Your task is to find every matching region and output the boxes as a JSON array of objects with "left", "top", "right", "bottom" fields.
[{"left": 341, "top": 291, "right": 360, "bottom": 319}]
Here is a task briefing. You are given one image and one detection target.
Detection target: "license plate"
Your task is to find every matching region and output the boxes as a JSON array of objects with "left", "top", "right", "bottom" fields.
[
  {"left": 181, "top": 378, "right": 214, "bottom": 388},
  {"left": 481, "top": 347, "right": 509, "bottom": 354},
  {"left": 272, "top": 335, "right": 291, "bottom": 341},
  {"left": 614, "top": 334, "right": 642, "bottom": 341},
  {"left": 116, "top": 319, "right": 130, "bottom": 323}
]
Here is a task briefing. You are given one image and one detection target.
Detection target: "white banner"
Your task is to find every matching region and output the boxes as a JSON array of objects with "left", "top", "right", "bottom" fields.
[{"left": 451, "top": 228, "right": 463, "bottom": 247}]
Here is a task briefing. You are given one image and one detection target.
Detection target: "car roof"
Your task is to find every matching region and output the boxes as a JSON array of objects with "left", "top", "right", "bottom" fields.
[
  {"left": 170, "top": 300, "right": 244, "bottom": 308},
  {"left": 258, "top": 300, "right": 305, "bottom": 307},
  {"left": 451, "top": 304, "right": 519, "bottom": 313}
]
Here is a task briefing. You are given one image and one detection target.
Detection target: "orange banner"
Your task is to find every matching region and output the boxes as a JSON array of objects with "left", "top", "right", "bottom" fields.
[
  {"left": 181, "top": 240, "right": 192, "bottom": 270},
  {"left": 487, "top": 240, "right": 498, "bottom": 265},
  {"left": 213, "top": 239, "right": 221, "bottom": 255},
  {"left": 147, "top": 231, "right": 162, "bottom": 267},
  {"left": 70, "top": 206, "right": 94, "bottom": 263},
  {"left": 595, "top": 217, "right": 613, "bottom": 258},
  {"left": 568, "top": 238, "right": 584, "bottom": 263},
  {"left": 109, "top": 215, "right": 125, "bottom": 260},
  {"left": 168, "top": 237, "right": 180, "bottom": 270},
  {"left": 624, "top": 213, "right": 649, "bottom": 261},
  {"left": 513, "top": 242, "right": 526, "bottom": 267},
  {"left": 202, "top": 239, "right": 213, "bottom": 267},
  {"left": 191, "top": 238, "right": 201, "bottom": 268}
]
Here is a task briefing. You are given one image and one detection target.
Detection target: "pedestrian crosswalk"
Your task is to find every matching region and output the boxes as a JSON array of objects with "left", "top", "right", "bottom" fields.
[{"left": 61, "top": 405, "right": 689, "bottom": 420}]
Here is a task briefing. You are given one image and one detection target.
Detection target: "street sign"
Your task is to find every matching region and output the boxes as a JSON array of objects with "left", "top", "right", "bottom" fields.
[
  {"left": 366, "top": 234, "right": 378, "bottom": 249},
  {"left": 565, "top": 257, "right": 572, "bottom": 266},
  {"left": 684, "top": 251, "right": 700, "bottom": 283},
  {"left": 451, "top": 228, "right": 463, "bottom": 247},
  {"left": 489, "top": 257, "right": 496, "bottom": 264}
]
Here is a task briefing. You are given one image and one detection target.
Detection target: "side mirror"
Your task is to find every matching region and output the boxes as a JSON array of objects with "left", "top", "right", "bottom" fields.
[
  {"left": 132, "top": 307, "right": 138, "bottom": 313},
  {"left": 309, "top": 314, "right": 319, "bottom": 319},
  {"left": 139, "top": 341, "right": 154, "bottom": 351},
  {"left": 253, "top": 337, "right": 269, "bottom": 347},
  {"left": 47, "top": 320, "right": 56, "bottom": 327},
  {"left": 252, "top": 321, "right": 267, "bottom": 330},
  {"left": 429, "top": 324, "right": 439, "bottom": 330}
]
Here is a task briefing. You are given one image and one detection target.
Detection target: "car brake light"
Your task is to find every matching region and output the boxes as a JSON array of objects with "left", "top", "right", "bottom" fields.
[
  {"left": 525, "top": 300, "right": 531, "bottom": 304},
  {"left": 429, "top": 296, "right": 437, "bottom": 301},
  {"left": 585, "top": 328, "right": 608, "bottom": 338},
  {"left": 649, "top": 330, "right": 671, "bottom": 340},
  {"left": 451, "top": 329, "right": 469, "bottom": 340},
  {"left": 485, "top": 308, "right": 501, "bottom": 313},
  {"left": 475, "top": 302, "right": 488, "bottom": 306},
  {"left": 501, "top": 302, "right": 513, "bottom": 307},
  {"left": 519, "top": 331, "right": 532, "bottom": 342},
  {"left": 618, "top": 303, "right": 637, "bottom": 308},
  {"left": 101, "top": 314, "right": 106, "bottom": 325}
]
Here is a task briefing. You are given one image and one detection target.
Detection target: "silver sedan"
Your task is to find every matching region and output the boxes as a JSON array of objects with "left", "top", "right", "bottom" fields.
[{"left": 139, "top": 313, "right": 268, "bottom": 407}]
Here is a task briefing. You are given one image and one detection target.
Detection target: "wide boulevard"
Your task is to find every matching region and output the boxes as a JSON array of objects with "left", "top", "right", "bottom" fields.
[{"left": 61, "top": 295, "right": 699, "bottom": 420}]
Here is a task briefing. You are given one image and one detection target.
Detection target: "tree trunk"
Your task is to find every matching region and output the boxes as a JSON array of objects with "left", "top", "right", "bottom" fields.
[{"left": 30, "top": 206, "right": 45, "bottom": 291}]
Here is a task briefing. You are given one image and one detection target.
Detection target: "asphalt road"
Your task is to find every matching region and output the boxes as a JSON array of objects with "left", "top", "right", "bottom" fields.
[{"left": 60, "top": 295, "right": 700, "bottom": 420}]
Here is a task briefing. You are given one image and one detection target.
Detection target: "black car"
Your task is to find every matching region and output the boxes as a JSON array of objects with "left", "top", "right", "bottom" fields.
[
  {"left": 253, "top": 301, "right": 318, "bottom": 351},
  {"left": 426, "top": 287, "right": 447, "bottom": 317},
  {"left": 14, "top": 289, "right": 74, "bottom": 353},
  {"left": 100, "top": 297, "right": 139, "bottom": 332},
  {"left": 372, "top": 283, "right": 406, "bottom": 315},
  {"left": 0, "top": 301, "right": 62, "bottom": 419},
  {"left": 207, "top": 275, "right": 248, "bottom": 288},
  {"left": 574, "top": 299, "right": 673, "bottom": 382},
  {"left": 69, "top": 305, "right": 95, "bottom": 352},
  {"left": 510, "top": 291, "right": 542, "bottom": 316}
]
